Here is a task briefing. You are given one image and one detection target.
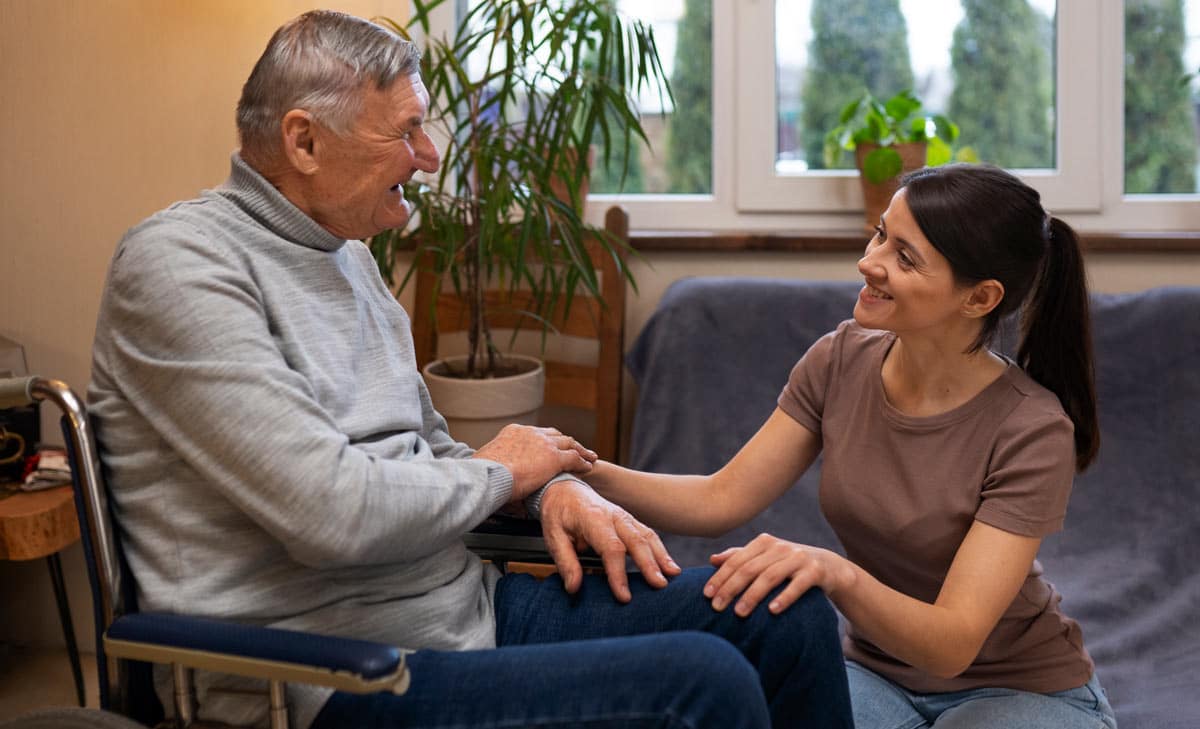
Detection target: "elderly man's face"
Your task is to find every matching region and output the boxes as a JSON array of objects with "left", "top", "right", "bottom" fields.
[{"left": 308, "top": 73, "right": 439, "bottom": 240}]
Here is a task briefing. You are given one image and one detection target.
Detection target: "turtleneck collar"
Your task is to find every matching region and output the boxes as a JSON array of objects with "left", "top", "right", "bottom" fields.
[{"left": 215, "top": 153, "right": 348, "bottom": 253}]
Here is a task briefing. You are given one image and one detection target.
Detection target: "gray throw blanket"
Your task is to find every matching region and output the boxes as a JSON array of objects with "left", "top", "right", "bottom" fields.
[{"left": 626, "top": 277, "right": 1200, "bottom": 729}]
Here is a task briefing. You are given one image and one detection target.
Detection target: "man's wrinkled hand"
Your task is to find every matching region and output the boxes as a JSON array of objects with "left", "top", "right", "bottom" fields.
[
  {"left": 472, "top": 425, "right": 597, "bottom": 501},
  {"left": 539, "top": 478, "right": 681, "bottom": 602}
]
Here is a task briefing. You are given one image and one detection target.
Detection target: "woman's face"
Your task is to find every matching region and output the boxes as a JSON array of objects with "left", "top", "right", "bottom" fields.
[{"left": 853, "top": 189, "right": 971, "bottom": 338}]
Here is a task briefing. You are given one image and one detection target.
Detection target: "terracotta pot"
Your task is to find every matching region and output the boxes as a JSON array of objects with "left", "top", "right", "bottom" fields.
[
  {"left": 422, "top": 354, "right": 545, "bottom": 448},
  {"left": 854, "top": 142, "right": 927, "bottom": 232}
]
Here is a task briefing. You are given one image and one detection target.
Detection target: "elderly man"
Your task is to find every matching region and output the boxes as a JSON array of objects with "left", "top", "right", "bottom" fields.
[{"left": 88, "top": 10, "right": 850, "bottom": 729}]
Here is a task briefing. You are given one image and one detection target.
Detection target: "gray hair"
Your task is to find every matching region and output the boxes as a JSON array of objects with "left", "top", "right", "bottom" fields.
[{"left": 236, "top": 10, "right": 421, "bottom": 157}]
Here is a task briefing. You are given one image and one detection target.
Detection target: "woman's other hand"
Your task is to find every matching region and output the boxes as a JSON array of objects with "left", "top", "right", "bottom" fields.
[{"left": 704, "top": 533, "right": 854, "bottom": 617}]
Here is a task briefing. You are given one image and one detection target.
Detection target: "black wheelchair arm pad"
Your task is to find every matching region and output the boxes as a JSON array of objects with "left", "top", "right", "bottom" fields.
[
  {"left": 104, "top": 612, "right": 410, "bottom": 694},
  {"left": 467, "top": 514, "right": 607, "bottom": 568}
]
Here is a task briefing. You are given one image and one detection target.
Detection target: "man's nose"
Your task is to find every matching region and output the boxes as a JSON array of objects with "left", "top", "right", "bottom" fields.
[{"left": 416, "top": 137, "right": 440, "bottom": 173}]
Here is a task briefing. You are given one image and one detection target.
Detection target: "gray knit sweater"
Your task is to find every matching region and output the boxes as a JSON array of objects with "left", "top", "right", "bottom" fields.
[{"left": 89, "top": 154, "right": 512, "bottom": 728}]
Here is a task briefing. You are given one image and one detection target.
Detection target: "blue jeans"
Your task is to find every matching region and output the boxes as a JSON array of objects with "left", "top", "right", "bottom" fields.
[
  {"left": 847, "top": 660, "right": 1118, "bottom": 729},
  {"left": 311, "top": 567, "right": 852, "bottom": 728}
]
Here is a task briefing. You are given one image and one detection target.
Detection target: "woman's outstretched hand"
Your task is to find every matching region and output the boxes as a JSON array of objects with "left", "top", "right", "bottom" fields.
[{"left": 705, "top": 533, "right": 854, "bottom": 617}]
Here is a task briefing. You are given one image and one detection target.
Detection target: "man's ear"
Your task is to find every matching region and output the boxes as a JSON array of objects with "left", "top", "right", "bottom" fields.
[
  {"left": 961, "top": 279, "right": 1005, "bottom": 319},
  {"left": 280, "top": 109, "right": 319, "bottom": 175}
]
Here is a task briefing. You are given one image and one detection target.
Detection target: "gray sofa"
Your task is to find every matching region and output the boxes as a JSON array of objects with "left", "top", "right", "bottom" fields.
[{"left": 626, "top": 277, "right": 1200, "bottom": 729}]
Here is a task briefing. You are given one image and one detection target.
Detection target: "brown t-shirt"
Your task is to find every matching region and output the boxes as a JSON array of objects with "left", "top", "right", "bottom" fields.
[{"left": 778, "top": 320, "right": 1094, "bottom": 694}]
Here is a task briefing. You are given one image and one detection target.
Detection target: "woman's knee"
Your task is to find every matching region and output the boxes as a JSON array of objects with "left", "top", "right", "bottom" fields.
[{"left": 846, "top": 661, "right": 927, "bottom": 729}]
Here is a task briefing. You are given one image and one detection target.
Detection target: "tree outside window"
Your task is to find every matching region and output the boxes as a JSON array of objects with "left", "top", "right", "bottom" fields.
[
  {"left": 797, "top": 0, "right": 914, "bottom": 170},
  {"left": 1124, "top": 0, "right": 1199, "bottom": 194},
  {"left": 665, "top": 0, "right": 713, "bottom": 193},
  {"left": 589, "top": 0, "right": 713, "bottom": 195},
  {"left": 947, "top": 0, "right": 1054, "bottom": 169}
]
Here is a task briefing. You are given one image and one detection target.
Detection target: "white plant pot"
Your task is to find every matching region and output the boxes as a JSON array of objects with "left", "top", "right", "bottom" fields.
[{"left": 422, "top": 354, "right": 545, "bottom": 449}]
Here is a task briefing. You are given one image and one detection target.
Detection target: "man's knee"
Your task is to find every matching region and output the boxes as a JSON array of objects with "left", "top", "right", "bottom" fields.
[
  {"left": 773, "top": 587, "right": 840, "bottom": 632},
  {"left": 736, "top": 586, "right": 841, "bottom": 651},
  {"left": 655, "top": 631, "right": 758, "bottom": 681},
  {"left": 649, "top": 632, "right": 770, "bottom": 728}
]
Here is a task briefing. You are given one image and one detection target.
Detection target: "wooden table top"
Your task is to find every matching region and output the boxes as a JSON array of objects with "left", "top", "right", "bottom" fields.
[{"left": 0, "top": 484, "right": 80, "bottom": 560}]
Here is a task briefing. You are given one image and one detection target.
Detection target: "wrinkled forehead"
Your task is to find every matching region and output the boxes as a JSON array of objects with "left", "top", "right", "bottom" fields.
[{"left": 356, "top": 72, "right": 429, "bottom": 126}]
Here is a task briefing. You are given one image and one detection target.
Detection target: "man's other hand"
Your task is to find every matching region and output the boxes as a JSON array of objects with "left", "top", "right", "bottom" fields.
[
  {"left": 473, "top": 425, "right": 597, "bottom": 501},
  {"left": 539, "top": 478, "right": 681, "bottom": 602}
]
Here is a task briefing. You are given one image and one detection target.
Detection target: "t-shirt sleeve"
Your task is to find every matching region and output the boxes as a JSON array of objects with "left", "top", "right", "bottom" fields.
[
  {"left": 976, "top": 405, "right": 1077, "bottom": 537},
  {"left": 777, "top": 325, "right": 844, "bottom": 437}
]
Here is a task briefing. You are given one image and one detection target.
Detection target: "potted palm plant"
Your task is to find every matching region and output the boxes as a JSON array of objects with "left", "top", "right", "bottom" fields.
[
  {"left": 370, "top": 0, "right": 671, "bottom": 442},
  {"left": 824, "top": 89, "right": 970, "bottom": 229}
]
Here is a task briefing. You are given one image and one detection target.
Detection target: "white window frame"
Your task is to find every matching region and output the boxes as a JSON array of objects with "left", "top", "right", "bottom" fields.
[
  {"left": 433, "top": 1, "right": 1200, "bottom": 233},
  {"left": 735, "top": 0, "right": 1102, "bottom": 214}
]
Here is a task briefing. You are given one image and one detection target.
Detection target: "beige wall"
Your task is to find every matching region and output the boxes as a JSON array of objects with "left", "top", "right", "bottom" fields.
[{"left": 1, "top": 0, "right": 1199, "bottom": 650}]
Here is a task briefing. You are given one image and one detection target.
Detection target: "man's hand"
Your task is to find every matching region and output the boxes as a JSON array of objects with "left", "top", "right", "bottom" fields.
[
  {"left": 539, "top": 478, "right": 681, "bottom": 602},
  {"left": 472, "top": 425, "right": 597, "bottom": 501}
]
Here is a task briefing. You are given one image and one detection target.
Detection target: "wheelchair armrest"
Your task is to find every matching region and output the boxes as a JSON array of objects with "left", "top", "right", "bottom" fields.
[
  {"left": 104, "top": 613, "right": 409, "bottom": 695},
  {"left": 464, "top": 514, "right": 604, "bottom": 568}
]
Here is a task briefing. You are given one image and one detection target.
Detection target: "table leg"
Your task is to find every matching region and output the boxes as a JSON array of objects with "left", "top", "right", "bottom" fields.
[{"left": 46, "top": 551, "right": 86, "bottom": 707}]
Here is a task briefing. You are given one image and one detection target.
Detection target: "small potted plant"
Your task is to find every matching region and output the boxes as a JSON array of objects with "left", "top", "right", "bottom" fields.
[
  {"left": 370, "top": 0, "right": 671, "bottom": 442},
  {"left": 824, "top": 89, "right": 969, "bottom": 229}
]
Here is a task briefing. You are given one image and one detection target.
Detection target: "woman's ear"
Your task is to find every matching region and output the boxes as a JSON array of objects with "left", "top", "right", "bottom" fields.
[
  {"left": 961, "top": 279, "right": 1005, "bottom": 319},
  {"left": 280, "top": 109, "right": 318, "bottom": 175}
]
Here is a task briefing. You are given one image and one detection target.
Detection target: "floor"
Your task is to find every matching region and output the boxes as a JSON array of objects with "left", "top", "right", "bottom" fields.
[{"left": 0, "top": 643, "right": 99, "bottom": 719}]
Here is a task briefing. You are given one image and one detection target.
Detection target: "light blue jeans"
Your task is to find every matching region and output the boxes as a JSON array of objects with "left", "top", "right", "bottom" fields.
[{"left": 847, "top": 659, "right": 1118, "bottom": 729}]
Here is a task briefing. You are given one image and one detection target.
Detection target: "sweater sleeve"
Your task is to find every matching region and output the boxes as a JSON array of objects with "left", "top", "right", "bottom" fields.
[{"left": 94, "top": 223, "right": 512, "bottom": 568}]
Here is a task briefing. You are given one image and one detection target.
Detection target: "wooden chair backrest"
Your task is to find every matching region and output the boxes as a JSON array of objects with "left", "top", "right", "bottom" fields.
[{"left": 411, "top": 206, "right": 628, "bottom": 462}]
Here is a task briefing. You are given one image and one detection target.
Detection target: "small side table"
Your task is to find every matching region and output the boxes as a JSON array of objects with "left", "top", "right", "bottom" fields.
[{"left": 0, "top": 484, "right": 85, "bottom": 707}]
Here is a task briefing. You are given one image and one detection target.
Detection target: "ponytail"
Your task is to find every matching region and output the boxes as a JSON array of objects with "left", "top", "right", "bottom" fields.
[{"left": 1017, "top": 217, "right": 1099, "bottom": 471}]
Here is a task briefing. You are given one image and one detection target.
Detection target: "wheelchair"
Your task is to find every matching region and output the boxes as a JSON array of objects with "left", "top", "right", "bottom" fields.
[{"left": 0, "top": 376, "right": 589, "bottom": 729}]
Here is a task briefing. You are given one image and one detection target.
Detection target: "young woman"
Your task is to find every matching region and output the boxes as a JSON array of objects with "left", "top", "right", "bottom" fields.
[{"left": 587, "top": 165, "right": 1118, "bottom": 728}]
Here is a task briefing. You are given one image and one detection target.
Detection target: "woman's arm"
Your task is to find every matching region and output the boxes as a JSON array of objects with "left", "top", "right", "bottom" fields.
[
  {"left": 586, "top": 408, "right": 822, "bottom": 537},
  {"left": 706, "top": 520, "right": 1041, "bottom": 679}
]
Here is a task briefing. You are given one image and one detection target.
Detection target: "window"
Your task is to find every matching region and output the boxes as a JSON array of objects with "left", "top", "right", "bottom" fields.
[
  {"left": 591, "top": 0, "right": 713, "bottom": 195},
  {"left": 1124, "top": 0, "right": 1200, "bottom": 195},
  {"left": 437, "top": 2, "right": 1200, "bottom": 232},
  {"left": 449, "top": 0, "right": 711, "bottom": 196},
  {"left": 775, "top": 0, "right": 1057, "bottom": 174},
  {"left": 737, "top": 0, "right": 1102, "bottom": 216}
]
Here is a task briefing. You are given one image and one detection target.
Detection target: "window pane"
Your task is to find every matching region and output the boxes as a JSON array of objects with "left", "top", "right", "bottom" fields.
[
  {"left": 775, "top": 0, "right": 1057, "bottom": 174},
  {"left": 593, "top": 0, "right": 713, "bottom": 194},
  {"left": 460, "top": 0, "right": 713, "bottom": 195},
  {"left": 1124, "top": 0, "right": 1200, "bottom": 194}
]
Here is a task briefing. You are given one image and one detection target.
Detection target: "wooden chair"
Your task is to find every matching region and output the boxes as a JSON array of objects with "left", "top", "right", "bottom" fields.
[{"left": 411, "top": 206, "right": 629, "bottom": 463}]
